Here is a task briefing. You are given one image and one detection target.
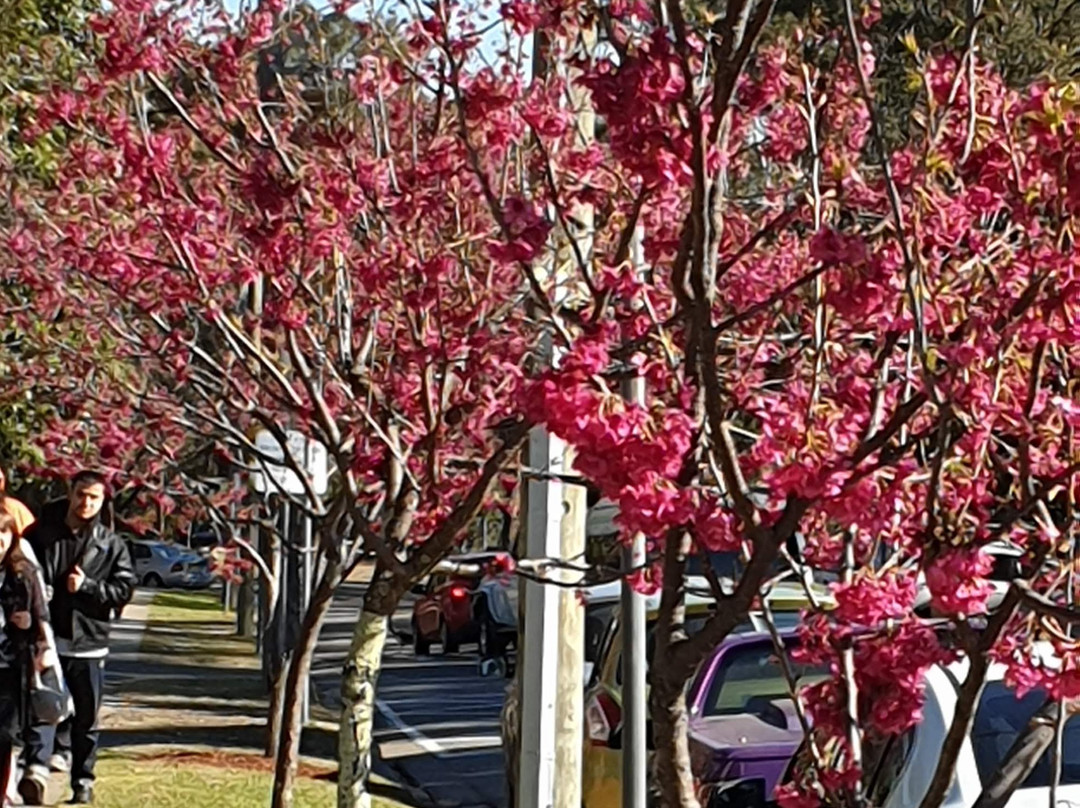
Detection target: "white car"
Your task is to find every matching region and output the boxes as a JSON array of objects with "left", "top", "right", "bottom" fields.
[
  {"left": 126, "top": 538, "right": 213, "bottom": 589},
  {"left": 870, "top": 661, "right": 1079, "bottom": 808}
]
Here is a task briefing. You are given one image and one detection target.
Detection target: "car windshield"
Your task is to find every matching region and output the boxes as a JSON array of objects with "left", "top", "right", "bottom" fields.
[
  {"left": 607, "top": 611, "right": 805, "bottom": 686},
  {"left": 701, "top": 642, "right": 829, "bottom": 718},
  {"left": 973, "top": 683, "right": 1080, "bottom": 788}
]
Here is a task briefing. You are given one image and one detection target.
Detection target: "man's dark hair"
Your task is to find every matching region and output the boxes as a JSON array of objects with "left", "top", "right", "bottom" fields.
[{"left": 70, "top": 470, "right": 108, "bottom": 492}]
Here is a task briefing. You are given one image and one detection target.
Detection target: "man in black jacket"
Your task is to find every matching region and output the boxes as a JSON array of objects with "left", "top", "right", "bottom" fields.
[{"left": 19, "top": 470, "right": 135, "bottom": 806}]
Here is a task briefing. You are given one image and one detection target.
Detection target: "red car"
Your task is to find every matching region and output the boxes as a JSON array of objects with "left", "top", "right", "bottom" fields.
[{"left": 410, "top": 553, "right": 499, "bottom": 654}]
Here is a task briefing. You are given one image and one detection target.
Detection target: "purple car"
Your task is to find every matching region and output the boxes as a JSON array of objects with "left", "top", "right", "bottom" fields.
[{"left": 686, "top": 633, "right": 828, "bottom": 807}]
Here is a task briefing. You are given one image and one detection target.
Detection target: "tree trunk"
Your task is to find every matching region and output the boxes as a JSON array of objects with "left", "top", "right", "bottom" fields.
[
  {"left": 917, "top": 656, "right": 988, "bottom": 808},
  {"left": 266, "top": 652, "right": 289, "bottom": 758},
  {"left": 237, "top": 572, "right": 256, "bottom": 637},
  {"left": 260, "top": 526, "right": 285, "bottom": 756},
  {"left": 649, "top": 523, "right": 698, "bottom": 808},
  {"left": 271, "top": 560, "right": 342, "bottom": 808},
  {"left": 337, "top": 608, "right": 391, "bottom": 808},
  {"left": 650, "top": 673, "right": 699, "bottom": 808}
]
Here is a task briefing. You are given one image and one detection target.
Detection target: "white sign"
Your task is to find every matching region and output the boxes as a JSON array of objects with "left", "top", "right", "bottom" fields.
[{"left": 251, "top": 429, "right": 329, "bottom": 497}]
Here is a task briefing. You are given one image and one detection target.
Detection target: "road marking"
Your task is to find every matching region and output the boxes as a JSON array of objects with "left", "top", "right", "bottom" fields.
[
  {"left": 376, "top": 698, "right": 447, "bottom": 757},
  {"left": 376, "top": 698, "right": 502, "bottom": 759}
]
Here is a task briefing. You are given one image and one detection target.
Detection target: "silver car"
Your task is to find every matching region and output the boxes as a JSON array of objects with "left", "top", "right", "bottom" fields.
[{"left": 126, "top": 538, "right": 213, "bottom": 589}]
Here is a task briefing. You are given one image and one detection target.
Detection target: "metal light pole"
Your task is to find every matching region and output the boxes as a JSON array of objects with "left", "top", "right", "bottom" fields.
[
  {"left": 620, "top": 374, "right": 648, "bottom": 808},
  {"left": 300, "top": 486, "right": 313, "bottom": 725}
]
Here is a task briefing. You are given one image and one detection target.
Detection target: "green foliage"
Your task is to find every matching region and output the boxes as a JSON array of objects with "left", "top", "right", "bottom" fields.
[
  {"left": 1, "top": 0, "right": 95, "bottom": 183},
  {"left": 0, "top": 1, "right": 98, "bottom": 467},
  {"left": 768, "top": 0, "right": 1080, "bottom": 148}
]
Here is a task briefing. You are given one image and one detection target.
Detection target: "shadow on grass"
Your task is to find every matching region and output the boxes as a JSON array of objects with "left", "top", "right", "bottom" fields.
[
  {"left": 145, "top": 590, "right": 224, "bottom": 615},
  {"left": 139, "top": 620, "right": 258, "bottom": 662}
]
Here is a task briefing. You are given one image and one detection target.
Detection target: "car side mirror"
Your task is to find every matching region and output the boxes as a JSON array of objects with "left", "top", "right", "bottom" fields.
[{"left": 745, "top": 696, "right": 789, "bottom": 730}]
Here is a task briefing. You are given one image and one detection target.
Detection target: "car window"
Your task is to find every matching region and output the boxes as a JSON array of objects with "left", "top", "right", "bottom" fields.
[
  {"left": 973, "top": 683, "right": 1080, "bottom": 787},
  {"left": 133, "top": 545, "right": 152, "bottom": 560},
  {"left": 700, "top": 642, "right": 829, "bottom": 717},
  {"left": 685, "top": 552, "right": 742, "bottom": 579},
  {"left": 685, "top": 550, "right": 790, "bottom": 580}
]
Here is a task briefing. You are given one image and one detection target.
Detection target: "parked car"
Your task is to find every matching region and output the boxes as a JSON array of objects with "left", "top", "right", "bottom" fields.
[
  {"left": 857, "top": 660, "right": 1078, "bottom": 808},
  {"left": 410, "top": 552, "right": 501, "bottom": 654},
  {"left": 472, "top": 555, "right": 520, "bottom": 661},
  {"left": 499, "top": 579, "right": 627, "bottom": 808},
  {"left": 188, "top": 529, "right": 224, "bottom": 554},
  {"left": 581, "top": 581, "right": 828, "bottom": 808},
  {"left": 127, "top": 538, "right": 213, "bottom": 589},
  {"left": 687, "top": 633, "right": 829, "bottom": 807}
]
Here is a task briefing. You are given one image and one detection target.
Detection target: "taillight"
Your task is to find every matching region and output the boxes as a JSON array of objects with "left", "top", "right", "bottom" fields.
[
  {"left": 585, "top": 691, "right": 621, "bottom": 746},
  {"left": 450, "top": 586, "right": 467, "bottom": 601}
]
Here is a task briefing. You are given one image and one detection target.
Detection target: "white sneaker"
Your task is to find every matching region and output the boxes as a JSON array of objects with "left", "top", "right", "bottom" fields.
[
  {"left": 49, "top": 753, "right": 71, "bottom": 773},
  {"left": 17, "top": 771, "right": 47, "bottom": 806}
]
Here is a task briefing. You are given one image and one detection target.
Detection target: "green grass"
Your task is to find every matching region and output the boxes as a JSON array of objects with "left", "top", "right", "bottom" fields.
[
  {"left": 141, "top": 590, "right": 258, "bottom": 671},
  {"left": 92, "top": 750, "right": 338, "bottom": 808},
  {"left": 120, "top": 592, "right": 411, "bottom": 807},
  {"left": 146, "top": 590, "right": 230, "bottom": 622}
]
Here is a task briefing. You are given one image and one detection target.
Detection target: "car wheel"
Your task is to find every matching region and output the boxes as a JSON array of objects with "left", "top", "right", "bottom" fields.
[
  {"left": 413, "top": 621, "right": 431, "bottom": 656},
  {"left": 480, "top": 618, "right": 504, "bottom": 659},
  {"left": 475, "top": 598, "right": 490, "bottom": 656},
  {"left": 441, "top": 620, "right": 460, "bottom": 654},
  {"left": 478, "top": 619, "right": 491, "bottom": 658},
  {"left": 143, "top": 572, "right": 164, "bottom": 588}
]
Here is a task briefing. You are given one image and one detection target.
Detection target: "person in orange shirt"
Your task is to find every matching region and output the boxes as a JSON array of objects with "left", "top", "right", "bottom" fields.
[{"left": 0, "top": 466, "right": 34, "bottom": 540}]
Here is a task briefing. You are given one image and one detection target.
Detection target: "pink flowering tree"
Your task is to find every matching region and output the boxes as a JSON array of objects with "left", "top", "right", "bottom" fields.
[
  {"left": 4, "top": 0, "right": 1080, "bottom": 806},
  {"left": 510, "top": 5, "right": 1080, "bottom": 808},
  {"left": 0, "top": 2, "right": 545, "bottom": 806}
]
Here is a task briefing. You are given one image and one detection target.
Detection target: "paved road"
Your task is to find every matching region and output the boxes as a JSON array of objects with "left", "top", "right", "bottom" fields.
[{"left": 312, "top": 582, "right": 509, "bottom": 808}]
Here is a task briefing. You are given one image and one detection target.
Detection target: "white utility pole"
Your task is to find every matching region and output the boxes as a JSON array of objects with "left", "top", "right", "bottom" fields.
[
  {"left": 519, "top": 17, "right": 593, "bottom": 808},
  {"left": 518, "top": 427, "right": 569, "bottom": 808},
  {"left": 555, "top": 476, "right": 586, "bottom": 808}
]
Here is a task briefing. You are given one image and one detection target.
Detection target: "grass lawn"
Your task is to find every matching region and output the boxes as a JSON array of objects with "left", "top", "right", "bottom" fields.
[
  {"left": 144, "top": 589, "right": 234, "bottom": 623},
  {"left": 139, "top": 589, "right": 259, "bottom": 670},
  {"left": 101, "top": 591, "right": 411, "bottom": 807},
  {"left": 92, "top": 749, "right": 344, "bottom": 808}
]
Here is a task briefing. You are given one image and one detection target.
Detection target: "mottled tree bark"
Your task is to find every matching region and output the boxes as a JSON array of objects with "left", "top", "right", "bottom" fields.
[
  {"left": 651, "top": 673, "right": 698, "bottom": 808},
  {"left": 337, "top": 608, "right": 391, "bottom": 808}
]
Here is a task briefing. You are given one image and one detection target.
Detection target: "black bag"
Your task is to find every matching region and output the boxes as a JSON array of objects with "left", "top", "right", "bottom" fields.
[
  {"left": 28, "top": 622, "right": 74, "bottom": 726},
  {"left": 30, "top": 663, "right": 73, "bottom": 725}
]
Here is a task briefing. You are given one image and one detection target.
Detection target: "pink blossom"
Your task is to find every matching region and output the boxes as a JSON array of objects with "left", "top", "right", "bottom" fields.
[{"left": 925, "top": 548, "right": 994, "bottom": 617}]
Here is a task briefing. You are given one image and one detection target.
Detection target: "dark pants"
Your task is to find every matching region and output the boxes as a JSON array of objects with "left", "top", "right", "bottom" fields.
[
  {"left": 64, "top": 657, "right": 104, "bottom": 789},
  {"left": 22, "top": 657, "right": 103, "bottom": 789}
]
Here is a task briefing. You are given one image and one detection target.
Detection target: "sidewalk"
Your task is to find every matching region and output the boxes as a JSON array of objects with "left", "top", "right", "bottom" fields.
[
  {"left": 25, "top": 588, "right": 416, "bottom": 807},
  {"left": 101, "top": 589, "right": 267, "bottom": 750}
]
